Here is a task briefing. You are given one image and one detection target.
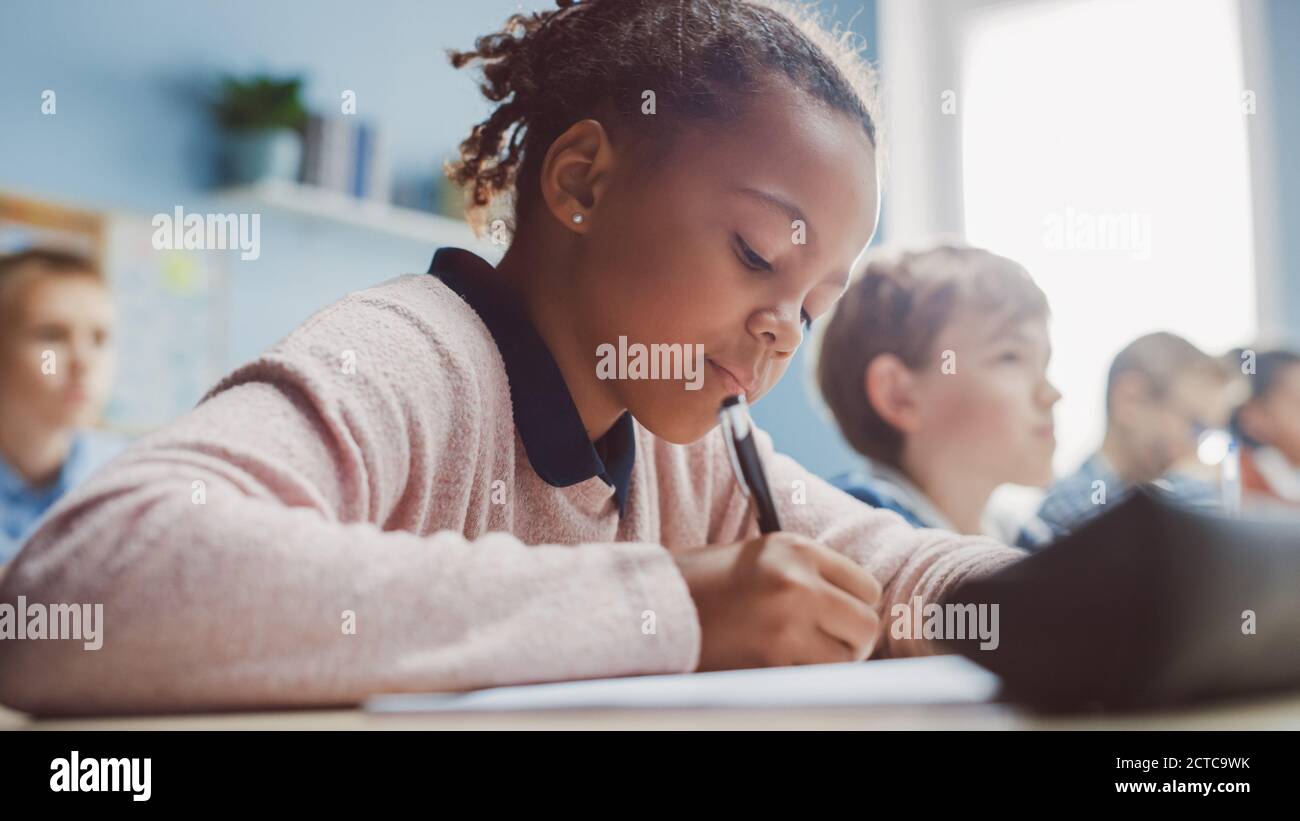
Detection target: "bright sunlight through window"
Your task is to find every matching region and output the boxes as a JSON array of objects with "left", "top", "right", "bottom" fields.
[{"left": 961, "top": 0, "right": 1256, "bottom": 473}]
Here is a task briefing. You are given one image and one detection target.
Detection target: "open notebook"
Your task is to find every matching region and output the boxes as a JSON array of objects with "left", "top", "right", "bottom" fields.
[{"left": 365, "top": 655, "right": 1000, "bottom": 713}]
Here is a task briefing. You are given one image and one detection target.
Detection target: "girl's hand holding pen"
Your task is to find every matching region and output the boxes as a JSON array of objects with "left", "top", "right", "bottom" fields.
[{"left": 671, "top": 532, "right": 883, "bottom": 671}]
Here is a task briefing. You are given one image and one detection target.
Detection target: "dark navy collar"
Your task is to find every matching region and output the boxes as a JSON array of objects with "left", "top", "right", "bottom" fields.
[{"left": 428, "top": 247, "right": 635, "bottom": 516}]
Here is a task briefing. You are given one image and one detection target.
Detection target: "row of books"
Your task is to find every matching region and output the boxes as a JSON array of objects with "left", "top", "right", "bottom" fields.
[{"left": 301, "top": 114, "right": 391, "bottom": 202}]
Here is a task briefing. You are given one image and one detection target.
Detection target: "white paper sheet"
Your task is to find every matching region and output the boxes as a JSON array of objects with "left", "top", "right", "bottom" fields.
[{"left": 365, "top": 655, "right": 1000, "bottom": 713}]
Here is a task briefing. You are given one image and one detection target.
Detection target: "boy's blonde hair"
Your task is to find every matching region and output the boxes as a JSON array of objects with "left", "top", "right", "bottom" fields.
[
  {"left": 0, "top": 248, "right": 103, "bottom": 322},
  {"left": 816, "top": 243, "right": 1049, "bottom": 469}
]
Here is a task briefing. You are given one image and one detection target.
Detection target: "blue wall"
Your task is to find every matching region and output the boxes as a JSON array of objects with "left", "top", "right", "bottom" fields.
[
  {"left": 0, "top": 0, "right": 512, "bottom": 208},
  {"left": 0, "top": 0, "right": 532, "bottom": 368}
]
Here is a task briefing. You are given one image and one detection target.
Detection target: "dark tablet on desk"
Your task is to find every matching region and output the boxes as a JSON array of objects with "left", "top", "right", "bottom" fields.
[{"left": 940, "top": 488, "right": 1300, "bottom": 711}]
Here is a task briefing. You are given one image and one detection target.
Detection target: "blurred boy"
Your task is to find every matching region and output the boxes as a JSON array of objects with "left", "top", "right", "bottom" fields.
[
  {"left": 817, "top": 244, "right": 1061, "bottom": 548},
  {"left": 1230, "top": 349, "right": 1300, "bottom": 507},
  {"left": 0, "top": 249, "right": 123, "bottom": 564},
  {"left": 1037, "top": 331, "right": 1232, "bottom": 533}
]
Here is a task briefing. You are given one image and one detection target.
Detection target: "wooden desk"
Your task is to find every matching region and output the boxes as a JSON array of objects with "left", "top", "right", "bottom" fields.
[{"left": 6, "top": 692, "right": 1300, "bottom": 730}]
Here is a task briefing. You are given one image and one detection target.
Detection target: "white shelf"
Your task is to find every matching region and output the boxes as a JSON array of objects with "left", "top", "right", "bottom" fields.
[{"left": 214, "top": 180, "right": 492, "bottom": 252}]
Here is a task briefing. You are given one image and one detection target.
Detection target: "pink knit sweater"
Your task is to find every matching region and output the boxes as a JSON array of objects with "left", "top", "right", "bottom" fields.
[{"left": 0, "top": 271, "right": 1023, "bottom": 715}]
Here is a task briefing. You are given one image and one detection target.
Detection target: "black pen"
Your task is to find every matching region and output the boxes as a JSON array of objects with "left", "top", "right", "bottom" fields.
[{"left": 718, "top": 395, "right": 782, "bottom": 533}]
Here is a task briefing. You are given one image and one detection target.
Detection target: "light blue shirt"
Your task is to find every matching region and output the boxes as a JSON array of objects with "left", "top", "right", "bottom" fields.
[
  {"left": 831, "top": 460, "right": 1060, "bottom": 550},
  {"left": 1037, "top": 450, "right": 1221, "bottom": 538},
  {"left": 0, "top": 430, "right": 127, "bottom": 563}
]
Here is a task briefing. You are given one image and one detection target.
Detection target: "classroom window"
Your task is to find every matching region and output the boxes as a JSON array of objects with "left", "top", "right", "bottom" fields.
[{"left": 960, "top": 0, "right": 1256, "bottom": 472}]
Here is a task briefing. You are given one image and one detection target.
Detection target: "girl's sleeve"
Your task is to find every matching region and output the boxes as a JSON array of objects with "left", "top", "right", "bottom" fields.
[
  {"left": 705, "top": 426, "right": 1025, "bottom": 659},
  {"left": 0, "top": 295, "right": 700, "bottom": 715}
]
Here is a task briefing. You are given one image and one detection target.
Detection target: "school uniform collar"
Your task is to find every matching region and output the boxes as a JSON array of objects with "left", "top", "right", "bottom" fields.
[
  {"left": 0, "top": 435, "right": 84, "bottom": 501},
  {"left": 0, "top": 450, "right": 28, "bottom": 499},
  {"left": 427, "top": 247, "right": 635, "bottom": 516},
  {"left": 0, "top": 435, "right": 86, "bottom": 551},
  {"left": 866, "top": 461, "right": 956, "bottom": 532},
  {"left": 865, "top": 459, "right": 1014, "bottom": 542}
]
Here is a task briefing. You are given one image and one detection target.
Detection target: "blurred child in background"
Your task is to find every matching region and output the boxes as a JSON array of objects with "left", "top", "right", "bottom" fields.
[
  {"left": 1229, "top": 349, "right": 1300, "bottom": 508},
  {"left": 817, "top": 244, "right": 1061, "bottom": 548},
  {"left": 1037, "top": 331, "right": 1232, "bottom": 533},
  {"left": 0, "top": 249, "right": 122, "bottom": 565}
]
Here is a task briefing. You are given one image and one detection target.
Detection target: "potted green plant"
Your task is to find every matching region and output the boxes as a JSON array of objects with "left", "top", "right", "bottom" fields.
[{"left": 214, "top": 74, "right": 308, "bottom": 185}]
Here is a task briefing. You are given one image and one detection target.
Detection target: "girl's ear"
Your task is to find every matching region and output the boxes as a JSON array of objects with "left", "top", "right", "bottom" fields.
[
  {"left": 538, "top": 118, "right": 615, "bottom": 233},
  {"left": 865, "top": 353, "right": 922, "bottom": 434}
]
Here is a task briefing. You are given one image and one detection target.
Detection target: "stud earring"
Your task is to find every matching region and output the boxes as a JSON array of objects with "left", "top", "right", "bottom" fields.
[{"left": 571, "top": 213, "right": 585, "bottom": 224}]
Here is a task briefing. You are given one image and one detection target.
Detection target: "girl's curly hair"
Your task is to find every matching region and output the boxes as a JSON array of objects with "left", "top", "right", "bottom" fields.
[{"left": 446, "top": 0, "right": 881, "bottom": 234}]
